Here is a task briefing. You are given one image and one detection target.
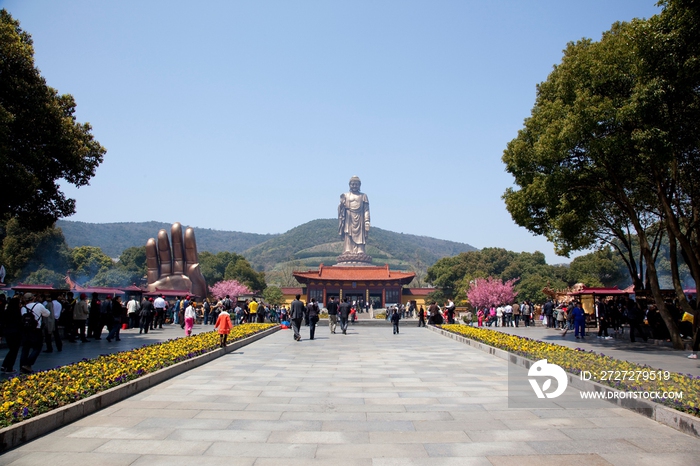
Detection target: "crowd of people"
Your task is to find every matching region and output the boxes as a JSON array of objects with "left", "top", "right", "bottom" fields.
[{"left": 0, "top": 291, "right": 286, "bottom": 375}]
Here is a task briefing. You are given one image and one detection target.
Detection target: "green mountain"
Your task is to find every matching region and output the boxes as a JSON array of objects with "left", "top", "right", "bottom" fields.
[
  {"left": 246, "top": 219, "right": 477, "bottom": 271},
  {"left": 56, "top": 220, "right": 274, "bottom": 257},
  {"left": 57, "top": 219, "right": 477, "bottom": 272}
]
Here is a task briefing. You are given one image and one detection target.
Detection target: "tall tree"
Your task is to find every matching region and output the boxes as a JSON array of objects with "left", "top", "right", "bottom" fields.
[
  {"left": 71, "top": 246, "right": 113, "bottom": 280},
  {"left": 262, "top": 285, "right": 284, "bottom": 306},
  {"left": 502, "top": 1, "right": 700, "bottom": 348},
  {"left": 0, "top": 218, "right": 71, "bottom": 283},
  {"left": 0, "top": 10, "right": 106, "bottom": 232}
]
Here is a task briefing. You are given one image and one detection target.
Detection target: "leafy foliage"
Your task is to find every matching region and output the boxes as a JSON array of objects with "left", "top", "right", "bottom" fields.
[
  {"left": 71, "top": 246, "right": 113, "bottom": 280},
  {"left": 88, "top": 268, "right": 135, "bottom": 288},
  {"left": 426, "top": 248, "right": 567, "bottom": 303},
  {"left": 209, "top": 280, "right": 251, "bottom": 299},
  {"left": 467, "top": 277, "right": 518, "bottom": 309},
  {"left": 199, "top": 251, "right": 266, "bottom": 293},
  {"left": 567, "top": 247, "right": 627, "bottom": 288},
  {"left": 0, "top": 219, "right": 71, "bottom": 284},
  {"left": 23, "top": 268, "right": 66, "bottom": 288},
  {"left": 0, "top": 10, "right": 105, "bottom": 232},
  {"left": 262, "top": 285, "right": 284, "bottom": 306},
  {"left": 500, "top": 0, "right": 700, "bottom": 348}
]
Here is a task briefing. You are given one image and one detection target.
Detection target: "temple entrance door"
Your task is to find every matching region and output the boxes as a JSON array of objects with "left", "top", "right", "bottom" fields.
[{"left": 369, "top": 294, "right": 382, "bottom": 309}]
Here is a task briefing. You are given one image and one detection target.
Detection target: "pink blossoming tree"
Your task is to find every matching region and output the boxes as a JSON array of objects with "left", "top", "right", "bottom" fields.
[
  {"left": 210, "top": 280, "right": 251, "bottom": 300},
  {"left": 466, "top": 277, "right": 518, "bottom": 309}
]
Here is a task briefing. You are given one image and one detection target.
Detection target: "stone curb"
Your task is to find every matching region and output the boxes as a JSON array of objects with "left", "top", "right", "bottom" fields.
[
  {"left": 428, "top": 325, "right": 700, "bottom": 439},
  {"left": 0, "top": 325, "right": 280, "bottom": 452}
]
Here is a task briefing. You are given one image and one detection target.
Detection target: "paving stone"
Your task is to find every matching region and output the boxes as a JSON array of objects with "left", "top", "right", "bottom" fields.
[
  {"left": 598, "top": 452, "right": 700, "bottom": 466},
  {"left": 267, "top": 430, "right": 369, "bottom": 444},
  {"left": 4, "top": 325, "right": 699, "bottom": 464},
  {"left": 204, "top": 442, "right": 317, "bottom": 458},
  {"left": 315, "top": 443, "right": 428, "bottom": 458},
  {"left": 129, "top": 456, "right": 255, "bottom": 466},
  {"left": 486, "top": 454, "right": 612, "bottom": 465},
  {"left": 425, "top": 441, "right": 539, "bottom": 457},
  {"left": 94, "top": 439, "right": 210, "bottom": 455},
  {"left": 0, "top": 451, "right": 140, "bottom": 466}
]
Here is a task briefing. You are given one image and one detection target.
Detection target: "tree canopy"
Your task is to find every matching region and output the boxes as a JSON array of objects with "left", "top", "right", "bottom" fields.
[
  {"left": 0, "top": 10, "right": 105, "bottom": 232},
  {"left": 199, "top": 251, "right": 266, "bottom": 293},
  {"left": 501, "top": 0, "right": 700, "bottom": 348}
]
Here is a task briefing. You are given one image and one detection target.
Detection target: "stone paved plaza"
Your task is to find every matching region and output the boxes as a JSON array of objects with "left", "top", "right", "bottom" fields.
[{"left": 1, "top": 323, "right": 699, "bottom": 465}]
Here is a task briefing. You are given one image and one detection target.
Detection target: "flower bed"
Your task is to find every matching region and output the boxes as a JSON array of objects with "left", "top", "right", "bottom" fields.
[
  {"left": 0, "top": 323, "right": 275, "bottom": 427},
  {"left": 441, "top": 324, "right": 700, "bottom": 417}
]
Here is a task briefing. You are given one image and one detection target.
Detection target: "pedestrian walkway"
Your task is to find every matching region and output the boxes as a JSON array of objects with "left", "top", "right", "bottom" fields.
[
  {"left": 484, "top": 324, "right": 700, "bottom": 377},
  {"left": 2, "top": 324, "right": 699, "bottom": 465}
]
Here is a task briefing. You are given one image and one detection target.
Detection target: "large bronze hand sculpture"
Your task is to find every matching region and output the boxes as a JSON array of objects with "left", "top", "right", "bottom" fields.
[{"left": 145, "top": 223, "right": 207, "bottom": 298}]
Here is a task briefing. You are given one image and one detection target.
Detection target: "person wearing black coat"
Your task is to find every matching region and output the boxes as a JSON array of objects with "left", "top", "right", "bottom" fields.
[
  {"left": 306, "top": 298, "right": 320, "bottom": 340},
  {"left": 1, "top": 295, "right": 23, "bottom": 374},
  {"left": 338, "top": 297, "right": 351, "bottom": 335},
  {"left": 289, "top": 295, "right": 305, "bottom": 341},
  {"left": 87, "top": 293, "right": 102, "bottom": 339},
  {"left": 391, "top": 308, "right": 401, "bottom": 335},
  {"left": 140, "top": 298, "right": 154, "bottom": 334}
]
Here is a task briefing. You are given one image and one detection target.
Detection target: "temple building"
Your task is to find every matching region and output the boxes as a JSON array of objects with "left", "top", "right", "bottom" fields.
[{"left": 292, "top": 264, "right": 415, "bottom": 308}]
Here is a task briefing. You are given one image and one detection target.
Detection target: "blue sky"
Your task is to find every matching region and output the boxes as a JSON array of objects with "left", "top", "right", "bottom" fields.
[{"left": 3, "top": 0, "right": 661, "bottom": 264}]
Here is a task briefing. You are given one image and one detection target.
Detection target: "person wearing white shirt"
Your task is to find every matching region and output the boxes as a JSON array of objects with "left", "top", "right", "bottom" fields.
[
  {"left": 153, "top": 295, "right": 167, "bottom": 329},
  {"left": 184, "top": 302, "right": 197, "bottom": 336},
  {"left": 126, "top": 296, "right": 140, "bottom": 329},
  {"left": 19, "top": 293, "right": 51, "bottom": 374}
]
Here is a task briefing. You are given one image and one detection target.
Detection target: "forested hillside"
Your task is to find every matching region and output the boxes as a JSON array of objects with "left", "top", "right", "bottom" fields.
[
  {"left": 57, "top": 220, "right": 274, "bottom": 257},
  {"left": 57, "top": 219, "right": 477, "bottom": 273},
  {"left": 244, "top": 219, "right": 477, "bottom": 271}
]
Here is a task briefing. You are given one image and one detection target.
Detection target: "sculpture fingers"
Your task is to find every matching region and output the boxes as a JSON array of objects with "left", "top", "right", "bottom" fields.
[
  {"left": 183, "top": 227, "right": 198, "bottom": 269},
  {"left": 171, "top": 222, "right": 185, "bottom": 275},
  {"left": 157, "top": 229, "right": 173, "bottom": 277},
  {"left": 186, "top": 263, "right": 208, "bottom": 298},
  {"left": 145, "top": 238, "right": 160, "bottom": 285}
]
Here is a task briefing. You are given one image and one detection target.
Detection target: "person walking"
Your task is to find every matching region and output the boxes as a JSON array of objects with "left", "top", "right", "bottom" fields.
[
  {"left": 203, "top": 298, "right": 211, "bottom": 325},
  {"left": 417, "top": 306, "right": 426, "bottom": 327},
  {"left": 521, "top": 301, "right": 531, "bottom": 327},
  {"left": 106, "top": 296, "right": 124, "bottom": 342},
  {"left": 289, "top": 294, "right": 305, "bottom": 341},
  {"left": 307, "top": 298, "right": 319, "bottom": 340},
  {"left": 249, "top": 298, "right": 260, "bottom": 323},
  {"left": 214, "top": 307, "right": 232, "bottom": 347},
  {"left": 184, "top": 301, "right": 197, "bottom": 336},
  {"left": 139, "top": 297, "right": 154, "bottom": 334},
  {"left": 627, "top": 300, "right": 648, "bottom": 343},
  {"left": 572, "top": 301, "right": 586, "bottom": 339},
  {"left": 391, "top": 307, "right": 401, "bottom": 334},
  {"left": 544, "top": 299, "right": 555, "bottom": 328},
  {"left": 512, "top": 301, "right": 521, "bottom": 327},
  {"left": 153, "top": 294, "right": 166, "bottom": 329},
  {"left": 126, "top": 295, "right": 140, "bottom": 329},
  {"left": 19, "top": 293, "right": 50, "bottom": 374},
  {"left": 338, "top": 297, "right": 351, "bottom": 335},
  {"left": 327, "top": 296, "right": 339, "bottom": 334},
  {"left": 73, "top": 293, "right": 90, "bottom": 342},
  {"left": 445, "top": 299, "right": 456, "bottom": 324},
  {"left": 87, "top": 293, "right": 102, "bottom": 339},
  {"left": 1, "top": 295, "right": 23, "bottom": 374},
  {"left": 596, "top": 298, "right": 612, "bottom": 339}
]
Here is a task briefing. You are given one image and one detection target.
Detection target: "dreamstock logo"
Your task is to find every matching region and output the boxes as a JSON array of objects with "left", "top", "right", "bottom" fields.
[{"left": 528, "top": 359, "right": 568, "bottom": 399}]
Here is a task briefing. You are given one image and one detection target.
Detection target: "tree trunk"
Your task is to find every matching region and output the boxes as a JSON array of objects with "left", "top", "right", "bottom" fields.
[{"left": 634, "top": 223, "right": 684, "bottom": 349}]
